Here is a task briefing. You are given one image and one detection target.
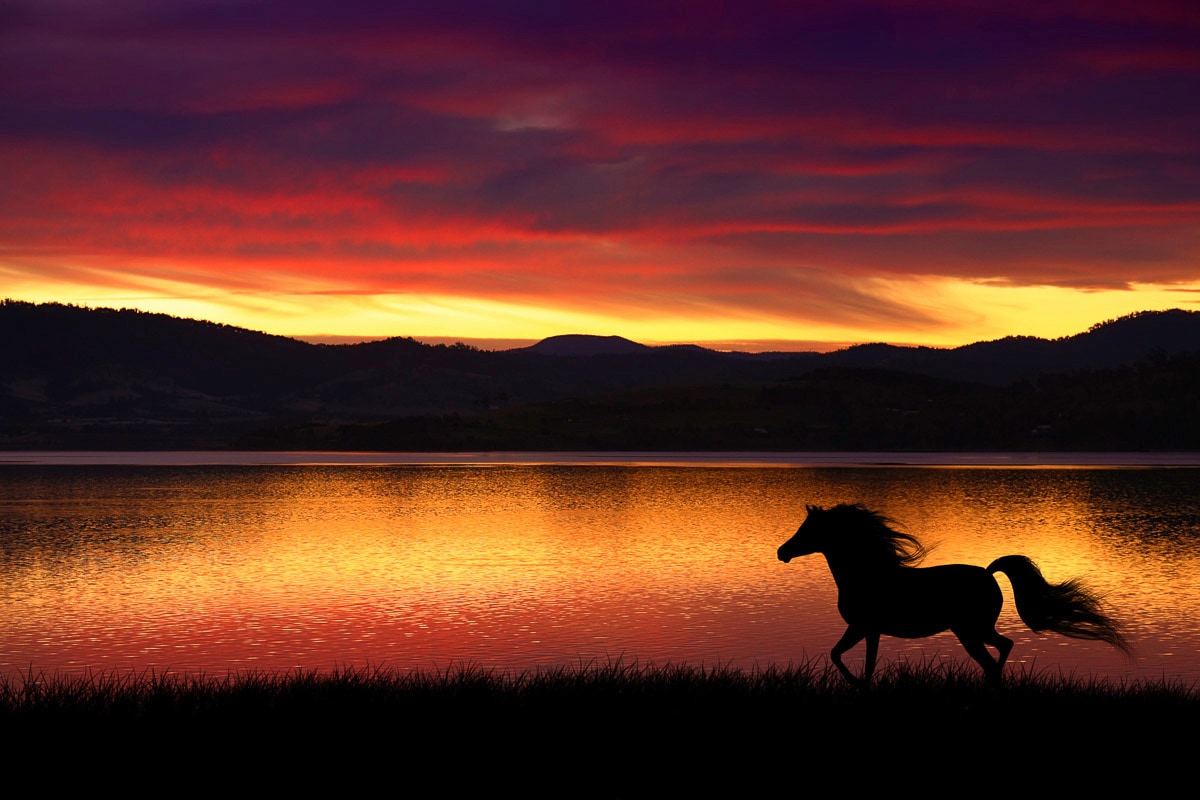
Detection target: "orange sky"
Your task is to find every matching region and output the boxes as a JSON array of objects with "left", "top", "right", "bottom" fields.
[{"left": 2, "top": 1, "right": 1198, "bottom": 349}]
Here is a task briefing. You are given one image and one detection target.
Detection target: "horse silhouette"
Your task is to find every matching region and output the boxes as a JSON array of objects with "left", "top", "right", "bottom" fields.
[{"left": 777, "top": 503, "right": 1129, "bottom": 686}]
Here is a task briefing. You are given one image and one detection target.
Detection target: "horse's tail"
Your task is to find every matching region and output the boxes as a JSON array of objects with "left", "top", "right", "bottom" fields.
[{"left": 987, "top": 555, "right": 1131, "bottom": 655}]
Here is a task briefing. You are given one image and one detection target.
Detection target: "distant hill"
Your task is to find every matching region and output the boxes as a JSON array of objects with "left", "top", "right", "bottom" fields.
[
  {"left": 3, "top": 299, "right": 1200, "bottom": 449},
  {"left": 815, "top": 310, "right": 1200, "bottom": 385},
  {"left": 522, "top": 334, "right": 650, "bottom": 356},
  {"left": 0, "top": 300, "right": 807, "bottom": 447}
]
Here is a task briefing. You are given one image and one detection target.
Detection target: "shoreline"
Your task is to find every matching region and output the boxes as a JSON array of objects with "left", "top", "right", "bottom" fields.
[{"left": 5, "top": 449, "right": 1200, "bottom": 467}]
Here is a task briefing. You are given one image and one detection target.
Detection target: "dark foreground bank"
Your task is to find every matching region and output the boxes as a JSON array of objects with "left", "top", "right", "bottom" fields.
[{"left": 2, "top": 660, "right": 1193, "bottom": 787}]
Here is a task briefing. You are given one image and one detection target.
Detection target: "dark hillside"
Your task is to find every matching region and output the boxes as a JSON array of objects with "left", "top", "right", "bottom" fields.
[
  {"left": 0, "top": 301, "right": 807, "bottom": 447},
  {"left": 819, "top": 309, "right": 1200, "bottom": 385},
  {"left": 260, "top": 352, "right": 1200, "bottom": 451},
  {"left": 5, "top": 301, "right": 1200, "bottom": 449},
  {"left": 1, "top": 299, "right": 322, "bottom": 392}
]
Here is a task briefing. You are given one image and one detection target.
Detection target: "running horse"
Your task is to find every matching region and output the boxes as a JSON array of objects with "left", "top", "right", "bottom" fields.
[{"left": 777, "top": 503, "right": 1129, "bottom": 686}]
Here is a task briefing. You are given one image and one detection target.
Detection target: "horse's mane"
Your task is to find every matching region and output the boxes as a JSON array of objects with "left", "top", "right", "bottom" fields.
[{"left": 821, "top": 503, "right": 928, "bottom": 567}]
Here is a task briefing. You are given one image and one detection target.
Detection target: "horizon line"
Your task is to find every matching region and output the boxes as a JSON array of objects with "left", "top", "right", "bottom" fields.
[{"left": 293, "top": 334, "right": 918, "bottom": 353}]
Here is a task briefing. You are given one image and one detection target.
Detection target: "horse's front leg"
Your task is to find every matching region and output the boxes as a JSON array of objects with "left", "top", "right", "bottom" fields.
[
  {"left": 831, "top": 626, "right": 871, "bottom": 686},
  {"left": 862, "top": 632, "right": 880, "bottom": 683}
]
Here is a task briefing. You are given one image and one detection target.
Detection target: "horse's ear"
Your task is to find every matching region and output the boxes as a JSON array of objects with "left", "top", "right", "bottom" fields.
[{"left": 805, "top": 504, "right": 814, "bottom": 513}]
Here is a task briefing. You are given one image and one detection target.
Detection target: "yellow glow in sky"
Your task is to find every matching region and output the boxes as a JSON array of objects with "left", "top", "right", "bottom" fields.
[{"left": 7, "top": 271, "right": 1199, "bottom": 351}]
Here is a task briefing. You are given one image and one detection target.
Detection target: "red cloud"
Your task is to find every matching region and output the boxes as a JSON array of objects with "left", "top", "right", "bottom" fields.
[{"left": 2, "top": 1, "right": 1197, "bottom": 337}]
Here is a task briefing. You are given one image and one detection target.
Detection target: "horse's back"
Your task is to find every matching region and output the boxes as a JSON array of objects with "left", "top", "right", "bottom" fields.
[{"left": 837, "top": 563, "right": 1003, "bottom": 639}]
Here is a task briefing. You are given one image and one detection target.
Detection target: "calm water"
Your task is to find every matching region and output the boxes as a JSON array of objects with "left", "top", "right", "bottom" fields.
[{"left": 2, "top": 453, "right": 1199, "bottom": 681}]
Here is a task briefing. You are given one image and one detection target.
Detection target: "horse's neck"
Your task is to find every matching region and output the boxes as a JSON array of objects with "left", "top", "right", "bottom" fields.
[{"left": 823, "top": 551, "right": 893, "bottom": 587}]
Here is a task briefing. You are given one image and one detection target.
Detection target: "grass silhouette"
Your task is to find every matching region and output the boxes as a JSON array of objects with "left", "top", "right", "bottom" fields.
[
  {"left": 4, "top": 657, "right": 1192, "bottom": 720},
  {"left": 2, "top": 659, "right": 1193, "bottom": 786}
]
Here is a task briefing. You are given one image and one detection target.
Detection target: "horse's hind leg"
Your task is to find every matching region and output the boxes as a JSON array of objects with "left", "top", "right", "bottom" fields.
[
  {"left": 954, "top": 630, "right": 1004, "bottom": 687},
  {"left": 987, "top": 629, "right": 1013, "bottom": 671}
]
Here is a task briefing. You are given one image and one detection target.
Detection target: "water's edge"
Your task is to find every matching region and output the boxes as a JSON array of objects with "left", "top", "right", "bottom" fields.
[{"left": 4, "top": 450, "right": 1200, "bottom": 467}]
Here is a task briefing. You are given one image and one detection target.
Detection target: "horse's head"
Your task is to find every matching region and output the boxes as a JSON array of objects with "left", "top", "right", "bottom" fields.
[
  {"left": 778, "top": 502, "right": 925, "bottom": 567},
  {"left": 777, "top": 504, "right": 829, "bottom": 563}
]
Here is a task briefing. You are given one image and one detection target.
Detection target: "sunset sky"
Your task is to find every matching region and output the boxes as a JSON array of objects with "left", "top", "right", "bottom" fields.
[{"left": 2, "top": 1, "right": 1198, "bottom": 350}]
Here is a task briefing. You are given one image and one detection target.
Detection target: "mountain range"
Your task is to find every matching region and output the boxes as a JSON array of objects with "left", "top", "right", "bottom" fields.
[{"left": 3, "top": 299, "right": 1199, "bottom": 450}]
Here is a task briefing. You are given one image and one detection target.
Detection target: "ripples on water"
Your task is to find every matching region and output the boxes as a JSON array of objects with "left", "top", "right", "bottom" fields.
[{"left": 2, "top": 459, "right": 1198, "bottom": 681}]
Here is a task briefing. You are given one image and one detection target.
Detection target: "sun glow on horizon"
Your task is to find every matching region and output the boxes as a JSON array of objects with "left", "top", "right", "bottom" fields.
[{"left": 6, "top": 272, "right": 1200, "bottom": 351}]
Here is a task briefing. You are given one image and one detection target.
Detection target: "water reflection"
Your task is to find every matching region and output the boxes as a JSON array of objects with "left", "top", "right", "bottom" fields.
[{"left": 1, "top": 463, "right": 1198, "bottom": 680}]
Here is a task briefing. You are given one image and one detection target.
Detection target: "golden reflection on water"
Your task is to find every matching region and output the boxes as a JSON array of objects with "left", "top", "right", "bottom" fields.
[{"left": 1, "top": 464, "right": 1198, "bottom": 679}]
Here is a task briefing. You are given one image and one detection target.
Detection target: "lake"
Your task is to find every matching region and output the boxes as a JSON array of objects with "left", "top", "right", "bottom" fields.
[{"left": 2, "top": 452, "right": 1199, "bottom": 682}]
